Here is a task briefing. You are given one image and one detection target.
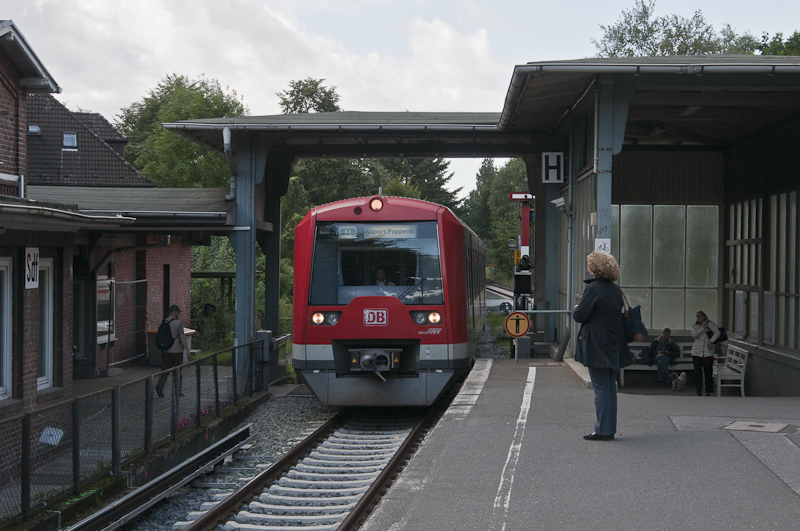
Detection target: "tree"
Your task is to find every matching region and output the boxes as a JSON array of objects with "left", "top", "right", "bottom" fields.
[
  {"left": 116, "top": 74, "right": 248, "bottom": 187},
  {"left": 593, "top": 0, "right": 758, "bottom": 57},
  {"left": 277, "top": 78, "right": 341, "bottom": 114},
  {"left": 380, "top": 158, "right": 463, "bottom": 212},
  {"left": 462, "top": 159, "right": 497, "bottom": 242},
  {"left": 759, "top": 31, "right": 800, "bottom": 55},
  {"left": 485, "top": 160, "right": 527, "bottom": 279}
]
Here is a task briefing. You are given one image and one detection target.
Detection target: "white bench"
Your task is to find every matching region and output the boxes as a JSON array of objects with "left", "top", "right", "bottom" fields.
[
  {"left": 619, "top": 341, "right": 694, "bottom": 386},
  {"left": 713, "top": 345, "right": 748, "bottom": 397}
]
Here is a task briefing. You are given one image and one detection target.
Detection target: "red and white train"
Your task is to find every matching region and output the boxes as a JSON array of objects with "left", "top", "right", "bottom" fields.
[{"left": 292, "top": 194, "right": 486, "bottom": 406}]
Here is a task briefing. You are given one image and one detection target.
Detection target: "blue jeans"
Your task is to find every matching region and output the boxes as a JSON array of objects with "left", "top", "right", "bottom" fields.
[
  {"left": 655, "top": 353, "right": 671, "bottom": 382},
  {"left": 587, "top": 367, "right": 618, "bottom": 436}
]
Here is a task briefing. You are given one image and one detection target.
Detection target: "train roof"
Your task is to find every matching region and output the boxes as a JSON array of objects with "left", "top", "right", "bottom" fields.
[
  {"left": 309, "top": 195, "right": 482, "bottom": 245},
  {"left": 314, "top": 195, "right": 442, "bottom": 217}
]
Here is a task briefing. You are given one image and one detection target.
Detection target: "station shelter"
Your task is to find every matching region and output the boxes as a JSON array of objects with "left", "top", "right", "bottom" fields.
[
  {"left": 169, "top": 55, "right": 800, "bottom": 396},
  {"left": 0, "top": 20, "right": 235, "bottom": 420}
]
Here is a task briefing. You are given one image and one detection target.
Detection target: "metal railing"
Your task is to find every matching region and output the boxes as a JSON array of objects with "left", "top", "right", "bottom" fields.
[{"left": 0, "top": 335, "right": 290, "bottom": 523}]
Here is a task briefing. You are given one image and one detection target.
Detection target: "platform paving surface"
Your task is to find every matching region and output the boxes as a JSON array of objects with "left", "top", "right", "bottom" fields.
[{"left": 361, "top": 359, "right": 800, "bottom": 531}]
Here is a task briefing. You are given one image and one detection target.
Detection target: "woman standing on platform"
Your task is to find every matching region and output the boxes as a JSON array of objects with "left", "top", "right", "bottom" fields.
[
  {"left": 573, "top": 251, "right": 631, "bottom": 441},
  {"left": 691, "top": 311, "right": 719, "bottom": 396}
]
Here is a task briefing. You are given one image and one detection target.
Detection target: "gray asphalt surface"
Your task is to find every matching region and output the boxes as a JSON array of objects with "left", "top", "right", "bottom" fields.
[{"left": 362, "top": 359, "right": 800, "bottom": 531}]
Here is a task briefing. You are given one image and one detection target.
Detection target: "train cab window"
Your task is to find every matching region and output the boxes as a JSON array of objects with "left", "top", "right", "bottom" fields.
[{"left": 310, "top": 221, "right": 443, "bottom": 306}]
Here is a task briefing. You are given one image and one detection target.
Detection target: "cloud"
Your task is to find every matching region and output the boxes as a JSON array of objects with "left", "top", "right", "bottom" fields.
[{"left": 13, "top": 0, "right": 511, "bottom": 120}]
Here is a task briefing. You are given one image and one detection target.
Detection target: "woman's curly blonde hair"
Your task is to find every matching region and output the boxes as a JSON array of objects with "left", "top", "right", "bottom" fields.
[{"left": 587, "top": 251, "right": 620, "bottom": 281}]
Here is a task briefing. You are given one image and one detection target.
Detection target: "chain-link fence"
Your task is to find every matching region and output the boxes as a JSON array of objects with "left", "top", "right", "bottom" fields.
[{"left": 1, "top": 337, "right": 282, "bottom": 524}]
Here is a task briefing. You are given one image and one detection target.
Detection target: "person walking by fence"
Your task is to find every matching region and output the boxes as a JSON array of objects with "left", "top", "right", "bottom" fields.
[{"left": 155, "top": 304, "right": 189, "bottom": 398}]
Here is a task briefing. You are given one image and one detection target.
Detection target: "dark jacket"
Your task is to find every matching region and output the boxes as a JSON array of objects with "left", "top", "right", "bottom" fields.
[
  {"left": 648, "top": 337, "right": 680, "bottom": 363},
  {"left": 573, "top": 278, "right": 631, "bottom": 370}
]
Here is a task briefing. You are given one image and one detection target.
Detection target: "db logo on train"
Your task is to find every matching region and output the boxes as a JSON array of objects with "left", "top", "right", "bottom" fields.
[{"left": 364, "top": 308, "right": 388, "bottom": 326}]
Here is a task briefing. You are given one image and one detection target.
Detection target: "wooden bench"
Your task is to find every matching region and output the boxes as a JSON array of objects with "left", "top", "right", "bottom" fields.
[
  {"left": 713, "top": 345, "right": 748, "bottom": 397},
  {"left": 619, "top": 341, "right": 694, "bottom": 386}
]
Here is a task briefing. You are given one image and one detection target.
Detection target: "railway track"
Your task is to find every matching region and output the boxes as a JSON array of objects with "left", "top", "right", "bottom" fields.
[
  {"left": 486, "top": 279, "right": 514, "bottom": 298},
  {"left": 181, "top": 407, "right": 435, "bottom": 531}
]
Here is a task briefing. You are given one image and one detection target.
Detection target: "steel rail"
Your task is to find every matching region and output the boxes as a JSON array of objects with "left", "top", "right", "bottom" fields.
[
  {"left": 336, "top": 405, "right": 438, "bottom": 531},
  {"left": 65, "top": 424, "right": 253, "bottom": 531},
  {"left": 182, "top": 411, "right": 349, "bottom": 531}
]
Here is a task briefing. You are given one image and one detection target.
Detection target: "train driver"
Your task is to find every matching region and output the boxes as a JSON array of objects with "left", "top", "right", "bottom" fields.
[{"left": 375, "top": 267, "right": 395, "bottom": 286}]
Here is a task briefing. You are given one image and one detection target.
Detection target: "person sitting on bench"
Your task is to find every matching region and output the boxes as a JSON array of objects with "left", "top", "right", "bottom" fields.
[{"left": 650, "top": 327, "right": 681, "bottom": 384}]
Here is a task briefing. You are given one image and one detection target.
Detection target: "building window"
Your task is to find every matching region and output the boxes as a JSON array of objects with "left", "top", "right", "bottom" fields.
[
  {"left": 0, "top": 258, "right": 11, "bottom": 400},
  {"left": 62, "top": 132, "right": 78, "bottom": 149},
  {"left": 97, "top": 278, "right": 115, "bottom": 344},
  {"left": 37, "top": 258, "right": 54, "bottom": 390}
]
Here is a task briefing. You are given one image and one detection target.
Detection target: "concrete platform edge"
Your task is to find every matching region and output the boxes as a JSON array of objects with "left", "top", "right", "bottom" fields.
[{"left": 565, "top": 358, "right": 592, "bottom": 388}]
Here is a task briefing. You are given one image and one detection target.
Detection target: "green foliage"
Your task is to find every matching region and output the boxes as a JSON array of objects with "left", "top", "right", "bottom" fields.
[
  {"left": 277, "top": 77, "right": 341, "bottom": 114},
  {"left": 485, "top": 160, "right": 527, "bottom": 281},
  {"left": 382, "top": 174, "right": 422, "bottom": 199},
  {"left": 462, "top": 159, "right": 497, "bottom": 241},
  {"left": 116, "top": 74, "right": 248, "bottom": 187},
  {"left": 190, "top": 236, "right": 294, "bottom": 348},
  {"left": 758, "top": 31, "right": 800, "bottom": 55},
  {"left": 593, "top": 0, "right": 758, "bottom": 57},
  {"left": 291, "top": 158, "right": 382, "bottom": 207},
  {"left": 462, "top": 158, "right": 526, "bottom": 282},
  {"left": 380, "top": 158, "right": 462, "bottom": 213}
]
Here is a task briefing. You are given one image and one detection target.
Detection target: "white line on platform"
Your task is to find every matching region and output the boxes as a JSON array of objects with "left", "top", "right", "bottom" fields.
[{"left": 493, "top": 366, "right": 536, "bottom": 530}]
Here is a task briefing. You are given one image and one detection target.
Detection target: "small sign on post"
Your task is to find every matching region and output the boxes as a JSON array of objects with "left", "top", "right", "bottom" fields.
[
  {"left": 594, "top": 238, "right": 611, "bottom": 254},
  {"left": 508, "top": 193, "right": 533, "bottom": 201},
  {"left": 542, "top": 152, "right": 564, "bottom": 183},
  {"left": 504, "top": 311, "right": 531, "bottom": 338}
]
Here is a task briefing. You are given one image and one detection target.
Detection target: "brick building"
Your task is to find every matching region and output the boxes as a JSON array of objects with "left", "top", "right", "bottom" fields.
[
  {"left": 0, "top": 20, "right": 132, "bottom": 417},
  {"left": 25, "top": 94, "right": 202, "bottom": 379}
]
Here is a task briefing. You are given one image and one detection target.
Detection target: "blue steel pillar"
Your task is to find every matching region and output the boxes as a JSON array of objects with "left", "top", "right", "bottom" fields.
[
  {"left": 596, "top": 80, "right": 634, "bottom": 239},
  {"left": 232, "top": 135, "right": 268, "bottom": 346}
]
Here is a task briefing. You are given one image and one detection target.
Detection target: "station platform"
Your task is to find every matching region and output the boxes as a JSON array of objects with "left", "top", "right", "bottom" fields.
[{"left": 361, "top": 358, "right": 800, "bottom": 530}]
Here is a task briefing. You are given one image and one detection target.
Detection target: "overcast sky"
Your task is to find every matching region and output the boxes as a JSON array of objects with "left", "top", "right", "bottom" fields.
[{"left": 7, "top": 0, "right": 799, "bottom": 197}]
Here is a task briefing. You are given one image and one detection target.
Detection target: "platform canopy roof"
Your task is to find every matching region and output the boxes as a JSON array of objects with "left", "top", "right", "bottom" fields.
[
  {"left": 501, "top": 55, "right": 800, "bottom": 148},
  {"left": 164, "top": 55, "right": 800, "bottom": 159}
]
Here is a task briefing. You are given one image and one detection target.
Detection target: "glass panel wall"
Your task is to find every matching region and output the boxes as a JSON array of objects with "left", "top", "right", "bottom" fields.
[{"left": 617, "top": 205, "right": 719, "bottom": 331}]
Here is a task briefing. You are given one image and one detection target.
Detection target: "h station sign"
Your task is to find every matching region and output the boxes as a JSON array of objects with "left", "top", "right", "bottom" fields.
[{"left": 541, "top": 152, "right": 564, "bottom": 184}]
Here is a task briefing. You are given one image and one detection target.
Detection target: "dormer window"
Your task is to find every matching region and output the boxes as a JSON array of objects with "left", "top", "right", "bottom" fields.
[
  {"left": 62, "top": 132, "right": 77, "bottom": 149},
  {"left": 28, "top": 125, "right": 41, "bottom": 135}
]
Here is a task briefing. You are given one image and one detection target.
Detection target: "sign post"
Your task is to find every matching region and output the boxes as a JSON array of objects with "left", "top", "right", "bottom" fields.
[{"left": 505, "top": 311, "right": 531, "bottom": 362}]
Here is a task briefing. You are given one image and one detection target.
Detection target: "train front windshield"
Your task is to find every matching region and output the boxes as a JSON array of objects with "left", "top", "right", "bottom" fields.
[{"left": 310, "top": 221, "right": 443, "bottom": 305}]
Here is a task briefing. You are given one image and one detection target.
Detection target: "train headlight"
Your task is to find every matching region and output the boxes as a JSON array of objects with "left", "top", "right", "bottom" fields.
[
  {"left": 312, "top": 311, "right": 341, "bottom": 325},
  {"left": 410, "top": 311, "right": 442, "bottom": 325},
  {"left": 369, "top": 198, "right": 384, "bottom": 212}
]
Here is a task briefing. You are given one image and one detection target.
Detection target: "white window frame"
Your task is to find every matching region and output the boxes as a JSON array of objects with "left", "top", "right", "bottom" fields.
[
  {"left": 62, "top": 132, "right": 78, "bottom": 149},
  {"left": 0, "top": 258, "right": 11, "bottom": 400},
  {"left": 37, "top": 258, "right": 54, "bottom": 390},
  {"left": 96, "top": 278, "right": 116, "bottom": 345}
]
